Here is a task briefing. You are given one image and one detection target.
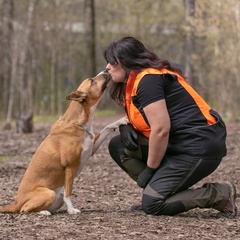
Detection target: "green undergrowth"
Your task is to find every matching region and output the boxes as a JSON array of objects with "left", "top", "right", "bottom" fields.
[
  {"left": 94, "top": 109, "right": 119, "bottom": 117},
  {"left": 0, "top": 155, "right": 30, "bottom": 163},
  {"left": 33, "top": 109, "right": 119, "bottom": 124}
]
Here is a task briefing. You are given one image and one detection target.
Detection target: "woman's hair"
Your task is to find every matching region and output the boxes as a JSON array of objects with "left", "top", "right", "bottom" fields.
[{"left": 104, "top": 36, "right": 183, "bottom": 105}]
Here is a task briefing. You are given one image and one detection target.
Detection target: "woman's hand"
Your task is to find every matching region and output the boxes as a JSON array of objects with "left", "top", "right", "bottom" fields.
[
  {"left": 119, "top": 124, "right": 138, "bottom": 150},
  {"left": 137, "top": 166, "right": 157, "bottom": 188}
]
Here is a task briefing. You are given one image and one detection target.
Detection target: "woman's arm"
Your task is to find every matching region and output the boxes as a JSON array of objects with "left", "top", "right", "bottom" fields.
[{"left": 143, "top": 99, "right": 170, "bottom": 169}]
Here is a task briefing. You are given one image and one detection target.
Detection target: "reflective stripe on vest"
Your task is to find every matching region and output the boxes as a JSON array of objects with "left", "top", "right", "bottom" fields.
[{"left": 125, "top": 68, "right": 216, "bottom": 138}]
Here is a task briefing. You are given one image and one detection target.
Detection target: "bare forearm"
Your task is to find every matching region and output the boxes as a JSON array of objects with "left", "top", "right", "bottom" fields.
[
  {"left": 147, "top": 130, "right": 169, "bottom": 169},
  {"left": 143, "top": 99, "right": 170, "bottom": 169}
]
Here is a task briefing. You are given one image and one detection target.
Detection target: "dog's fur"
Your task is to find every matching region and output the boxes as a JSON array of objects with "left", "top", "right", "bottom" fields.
[{"left": 0, "top": 72, "right": 128, "bottom": 215}]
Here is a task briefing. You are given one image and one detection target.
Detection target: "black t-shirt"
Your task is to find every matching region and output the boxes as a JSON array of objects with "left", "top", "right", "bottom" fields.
[
  {"left": 133, "top": 73, "right": 226, "bottom": 158},
  {"left": 136, "top": 74, "right": 211, "bottom": 133}
]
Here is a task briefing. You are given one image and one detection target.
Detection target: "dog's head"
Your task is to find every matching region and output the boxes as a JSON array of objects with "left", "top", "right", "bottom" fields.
[{"left": 66, "top": 71, "right": 111, "bottom": 106}]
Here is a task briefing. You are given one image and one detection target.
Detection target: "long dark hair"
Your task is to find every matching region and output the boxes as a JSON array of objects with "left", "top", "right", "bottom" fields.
[{"left": 104, "top": 36, "right": 183, "bottom": 105}]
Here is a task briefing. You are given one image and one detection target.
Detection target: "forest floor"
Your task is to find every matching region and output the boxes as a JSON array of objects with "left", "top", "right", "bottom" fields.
[{"left": 0, "top": 114, "right": 239, "bottom": 240}]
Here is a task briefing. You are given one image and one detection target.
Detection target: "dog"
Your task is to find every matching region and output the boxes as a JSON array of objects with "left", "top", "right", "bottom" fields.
[{"left": 0, "top": 72, "right": 128, "bottom": 215}]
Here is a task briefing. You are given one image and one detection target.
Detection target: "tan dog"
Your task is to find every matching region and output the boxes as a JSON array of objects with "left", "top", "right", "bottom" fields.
[{"left": 0, "top": 72, "right": 128, "bottom": 215}]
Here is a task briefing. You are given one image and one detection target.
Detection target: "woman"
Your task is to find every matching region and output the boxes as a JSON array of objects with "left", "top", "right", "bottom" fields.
[{"left": 104, "top": 36, "right": 237, "bottom": 217}]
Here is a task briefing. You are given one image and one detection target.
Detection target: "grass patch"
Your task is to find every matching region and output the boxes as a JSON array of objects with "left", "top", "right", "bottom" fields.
[
  {"left": 0, "top": 156, "right": 31, "bottom": 162},
  {"left": 33, "top": 115, "right": 59, "bottom": 124},
  {"left": 95, "top": 109, "right": 118, "bottom": 117},
  {"left": 235, "top": 116, "right": 240, "bottom": 122},
  {"left": 33, "top": 109, "right": 120, "bottom": 123},
  {"left": 0, "top": 156, "right": 8, "bottom": 162}
]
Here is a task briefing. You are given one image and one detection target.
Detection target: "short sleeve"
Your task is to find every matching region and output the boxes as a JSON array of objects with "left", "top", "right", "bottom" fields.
[{"left": 136, "top": 74, "right": 166, "bottom": 108}]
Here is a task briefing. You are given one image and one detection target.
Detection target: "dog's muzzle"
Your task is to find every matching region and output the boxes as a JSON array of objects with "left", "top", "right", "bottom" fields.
[
  {"left": 97, "top": 69, "right": 108, "bottom": 76},
  {"left": 96, "top": 70, "right": 112, "bottom": 90}
]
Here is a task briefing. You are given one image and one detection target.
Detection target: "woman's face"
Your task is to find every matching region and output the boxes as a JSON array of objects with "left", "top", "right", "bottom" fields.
[{"left": 106, "top": 62, "right": 126, "bottom": 83}]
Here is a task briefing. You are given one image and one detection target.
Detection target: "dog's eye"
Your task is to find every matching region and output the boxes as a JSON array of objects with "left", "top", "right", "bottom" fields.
[{"left": 89, "top": 78, "right": 94, "bottom": 84}]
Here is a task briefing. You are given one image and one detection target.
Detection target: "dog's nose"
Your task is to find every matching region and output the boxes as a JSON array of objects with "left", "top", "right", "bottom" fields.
[{"left": 96, "top": 70, "right": 108, "bottom": 76}]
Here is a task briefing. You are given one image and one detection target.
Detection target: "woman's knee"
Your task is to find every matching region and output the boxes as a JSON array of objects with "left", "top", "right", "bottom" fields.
[
  {"left": 142, "top": 193, "right": 186, "bottom": 216},
  {"left": 108, "top": 135, "right": 130, "bottom": 173},
  {"left": 142, "top": 194, "right": 164, "bottom": 215},
  {"left": 108, "top": 135, "right": 122, "bottom": 153},
  {"left": 108, "top": 135, "right": 123, "bottom": 161}
]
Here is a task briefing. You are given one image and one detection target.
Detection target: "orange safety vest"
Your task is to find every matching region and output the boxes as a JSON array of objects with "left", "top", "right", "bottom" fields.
[{"left": 125, "top": 68, "right": 216, "bottom": 138}]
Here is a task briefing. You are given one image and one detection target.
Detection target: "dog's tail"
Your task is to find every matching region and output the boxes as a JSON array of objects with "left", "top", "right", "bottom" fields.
[{"left": 0, "top": 202, "right": 19, "bottom": 213}]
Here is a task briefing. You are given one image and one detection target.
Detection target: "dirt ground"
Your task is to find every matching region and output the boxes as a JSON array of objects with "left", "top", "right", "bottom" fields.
[{"left": 0, "top": 114, "right": 239, "bottom": 240}]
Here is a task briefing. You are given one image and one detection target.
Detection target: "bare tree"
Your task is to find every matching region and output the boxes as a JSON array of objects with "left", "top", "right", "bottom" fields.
[
  {"left": 1, "top": 0, "right": 13, "bottom": 116},
  {"left": 15, "top": 0, "right": 37, "bottom": 133},
  {"left": 5, "top": 0, "right": 15, "bottom": 124},
  {"left": 0, "top": 0, "right": 240, "bottom": 122},
  {"left": 184, "top": 0, "right": 195, "bottom": 84},
  {"left": 18, "top": 0, "right": 37, "bottom": 112},
  {"left": 84, "top": 0, "right": 96, "bottom": 77}
]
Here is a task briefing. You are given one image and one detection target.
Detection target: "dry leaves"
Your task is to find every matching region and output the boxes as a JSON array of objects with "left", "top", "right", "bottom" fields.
[{"left": 0, "top": 116, "right": 239, "bottom": 240}]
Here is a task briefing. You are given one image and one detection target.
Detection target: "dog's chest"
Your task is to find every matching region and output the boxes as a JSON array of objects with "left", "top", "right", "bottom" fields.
[{"left": 76, "top": 133, "right": 94, "bottom": 175}]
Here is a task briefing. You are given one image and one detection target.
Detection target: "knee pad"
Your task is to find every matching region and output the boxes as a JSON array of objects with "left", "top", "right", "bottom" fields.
[
  {"left": 142, "top": 194, "right": 186, "bottom": 216},
  {"left": 142, "top": 185, "right": 185, "bottom": 216},
  {"left": 142, "top": 193, "right": 185, "bottom": 216},
  {"left": 142, "top": 194, "right": 164, "bottom": 215}
]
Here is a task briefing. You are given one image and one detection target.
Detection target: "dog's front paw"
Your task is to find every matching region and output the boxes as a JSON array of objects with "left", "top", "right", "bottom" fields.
[
  {"left": 68, "top": 208, "right": 81, "bottom": 214},
  {"left": 39, "top": 210, "right": 52, "bottom": 215},
  {"left": 118, "top": 116, "right": 129, "bottom": 126}
]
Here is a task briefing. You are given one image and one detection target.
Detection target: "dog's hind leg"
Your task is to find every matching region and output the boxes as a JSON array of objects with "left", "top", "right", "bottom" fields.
[
  {"left": 47, "top": 189, "right": 64, "bottom": 213},
  {"left": 20, "top": 187, "right": 56, "bottom": 214}
]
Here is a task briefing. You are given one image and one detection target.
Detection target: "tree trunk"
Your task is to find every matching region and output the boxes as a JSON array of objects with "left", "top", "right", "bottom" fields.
[
  {"left": 184, "top": 0, "right": 195, "bottom": 84},
  {"left": 84, "top": 0, "right": 96, "bottom": 77},
  {"left": 57, "top": 50, "right": 63, "bottom": 116},
  {"left": 6, "top": 30, "right": 18, "bottom": 123},
  {"left": 16, "top": 0, "right": 37, "bottom": 133},
  {"left": 50, "top": 49, "right": 56, "bottom": 115},
  {"left": 2, "top": 0, "right": 14, "bottom": 117}
]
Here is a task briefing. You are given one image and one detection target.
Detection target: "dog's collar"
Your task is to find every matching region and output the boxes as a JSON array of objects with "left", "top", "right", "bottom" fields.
[{"left": 78, "top": 125, "right": 94, "bottom": 139}]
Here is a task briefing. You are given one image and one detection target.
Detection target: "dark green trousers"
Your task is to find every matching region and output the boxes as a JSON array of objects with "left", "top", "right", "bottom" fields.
[{"left": 108, "top": 134, "right": 229, "bottom": 216}]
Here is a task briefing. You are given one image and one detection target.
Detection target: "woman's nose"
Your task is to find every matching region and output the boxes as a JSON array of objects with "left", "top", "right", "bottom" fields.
[{"left": 106, "top": 63, "right": 111, "bottom": 71}]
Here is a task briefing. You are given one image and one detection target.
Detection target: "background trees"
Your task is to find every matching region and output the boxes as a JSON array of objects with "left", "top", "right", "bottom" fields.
[{"left": 0, "top": 0, "right": 240, "bottom": 126}]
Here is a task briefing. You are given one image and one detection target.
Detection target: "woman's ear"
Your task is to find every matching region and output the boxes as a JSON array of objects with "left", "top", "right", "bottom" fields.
[{"left": 66, "top": 91, "right": 87, "bottom": 102}]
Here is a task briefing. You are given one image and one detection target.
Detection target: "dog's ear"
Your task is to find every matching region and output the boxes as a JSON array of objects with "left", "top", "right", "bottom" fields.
[{"left": 66, "top": 91, "right": 87, "bottom": 102}]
